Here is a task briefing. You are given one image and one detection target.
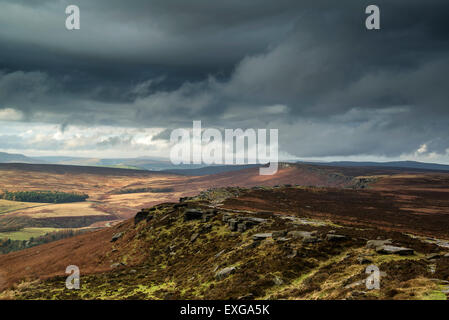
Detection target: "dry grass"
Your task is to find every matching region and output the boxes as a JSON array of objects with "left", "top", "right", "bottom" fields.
[{"left": 4, "top": 202, "right": 110, "bottom": 219}]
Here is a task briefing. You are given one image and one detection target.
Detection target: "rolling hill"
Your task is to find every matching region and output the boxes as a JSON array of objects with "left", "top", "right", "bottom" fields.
[
  {"left": 301, "top": 160, "right": 449, "bottom": 172},
  {"left": 0, "top": 152, "right": 43, "bottom": 164},
  {"left": 1, "top": 171, "right": 449, "bottom": 299}
]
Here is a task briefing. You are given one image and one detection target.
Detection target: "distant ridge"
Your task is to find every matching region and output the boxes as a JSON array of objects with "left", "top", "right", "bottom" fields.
[
  {"left": 1, "top": 151, "right": 449, "bottom": 173},
  {"left": 299, "top": 160, "right": 449, "bottom": 172},
  {"left": 162, "top": 164, "right": 262, "bottom": 176},
  {"left": 0, "top": 162, "right": 174, "bottom": 176},
  {"left": 0, "top": 151, "right": 44, "bottom": 164}
]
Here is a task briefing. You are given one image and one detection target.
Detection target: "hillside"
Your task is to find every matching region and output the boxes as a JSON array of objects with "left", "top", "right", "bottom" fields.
[
  {"left": 0, "top": 152, "right": 43, "bottom": 164},
  {"left": 303, "top": 160, "right": 449, "bottom": 172},
  {"left": 0, "top": 162, "right": 446, "bottom": 245},
  {"left": 1, "top": 172, "right": 449, "bottom": 300}
]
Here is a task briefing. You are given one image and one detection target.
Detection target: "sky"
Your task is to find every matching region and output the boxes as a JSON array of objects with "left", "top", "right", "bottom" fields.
[{"left": 0, "top": 0, "right": 448, "bottom": 163}]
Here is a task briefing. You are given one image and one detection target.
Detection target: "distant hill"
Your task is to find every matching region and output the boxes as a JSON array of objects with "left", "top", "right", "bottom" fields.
[
  {"left": 300, "top": 160, "right": 449, "bottom": 172},
  {"left": 0, "top": 162, "right": 161, "bottom": 176},
  {"left": 32, "top": 156, "right": 206, "bottom": 171},
  {"left": 162, "top": 164, "right": 262, "bottom": 176},
  {"left": 2, "top": 151, "right": 449, "bottom": 173},
  {"left": 0, "top": 152, "right": 43, "bottom": 164}
]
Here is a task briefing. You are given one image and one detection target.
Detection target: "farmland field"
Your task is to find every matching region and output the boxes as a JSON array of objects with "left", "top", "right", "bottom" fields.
[
  {"left": 0, "top": 227, "right": 63, "bottom": 241},
  {"left": 0, "top": 200, "right": 42, "bottom": 215}
]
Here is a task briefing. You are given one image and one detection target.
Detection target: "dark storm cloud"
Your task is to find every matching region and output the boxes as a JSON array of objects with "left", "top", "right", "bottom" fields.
[{"left": 0, "top": 0, "right": 448, "bottom": 158}]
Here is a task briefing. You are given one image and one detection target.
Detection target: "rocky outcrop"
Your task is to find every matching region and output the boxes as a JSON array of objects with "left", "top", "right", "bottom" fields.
[
  {"left": 110, "top": 262, "right": 126, "bottom": 269},
  {"left": 111, "top": 232, "right": 124, "bottom": 242},
  {"left": 224, "top": 215, "right": 267, "bottom": 232},
  {"left": 376, "top": 245, "right": 414, "bottom": 256},
  {"left": 252, "top": 233, "right": 272, "bottom": 241},
  {"left": 287, "top": 231, "right": 319, "bottom": 243},
  {"left": 215, "top": 266, "right": 236, "bottom": 280},
  {"left": 366, "top": 239, "right": 392, "bottom": 249},
  {"left": 326, "top": 234, "right": 348, "bottom": 242}
]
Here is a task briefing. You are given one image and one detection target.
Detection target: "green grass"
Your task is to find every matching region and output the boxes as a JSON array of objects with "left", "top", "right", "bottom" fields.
[
  {"left": 0, "top": 227, "right": 63, "bottom": 240},
  {"left": 422, "top": 290, "right": 447, "bottom": 300}
]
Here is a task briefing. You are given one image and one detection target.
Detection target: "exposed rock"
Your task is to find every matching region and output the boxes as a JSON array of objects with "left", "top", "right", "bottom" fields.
[
  {"left": 376, "top": 245, "right": 414, "bottom": 256},
  {"left": 226, "top": 215, "right": 267, "bottom": 232},
  {"left": 184, "top": 209, "right": 203, "bottom": 221},
  {"left": 444, "top": 253, "right": 449, "bottom": 258},
  {"left": 237, "top": 293, "right": 254, "bottom": 300},
  {"left": 275, "top": 237, "right": 290, "bottom": 243},
  {"left": 252, "top": 233, "right": 272, "bottom": 241},
  {"left": 344, "top": 280, "right": 365, "bottom": 289},
  {"left": 287, "top": 230, "right": 319, "bottom": 243},
  {"left": 237, "top": 223, "right": 247, "bottom": 233},
  {"left": 244, "top": 217, "right": 267, "bottom": 224},
  {"left": 111, "top": 232, "right": 124, "bottom": 242},
  {"left": 110, "top": 262, "right": 126, "bottom": 269},
  {"left": 326, "top": 234, "right": 348, "bottom": 242},
  {"left": 215, "top": 266, "right": 236, "bottom": 280},
  {"left": 273, "top": 276, "right": 284, "bottom": 286},
  {"left": 435, "top": 240, "right": 449, "bottom": 248},
  {"left": 215, "top": 249, "right": 226, "bottom": 258},
  {"left": 366, "top": 239, "right": 392, "bottom": 249},
  {"left": 287, "top": 231, "right": 312, "bottom": 239},
  {"left": 190, "top": 232, "right": 199, "bottom": 243},
  {"left": 426, "top": 253, "right": 442, "bottom": 260}
]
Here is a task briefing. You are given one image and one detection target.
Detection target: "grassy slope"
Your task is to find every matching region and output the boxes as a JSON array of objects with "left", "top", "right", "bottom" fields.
[{"left": 3, "top": 187, "right": 449, "bottom": 300}]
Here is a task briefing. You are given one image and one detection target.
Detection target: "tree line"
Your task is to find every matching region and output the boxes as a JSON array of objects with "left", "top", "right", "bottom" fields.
[
  {"left": 0, "top": 229, "right": 88, "bottom": 254},
  {"left": 0, "top": 190, "right": 89, "bottom": 203}
]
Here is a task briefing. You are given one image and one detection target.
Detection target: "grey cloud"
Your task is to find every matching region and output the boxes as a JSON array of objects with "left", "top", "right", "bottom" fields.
[
  {"left": 0, "top": 0, "right": 448, "bottom": 159},
  {"left": 152, "top": 129, "right": 172, "bottom": 141}
]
